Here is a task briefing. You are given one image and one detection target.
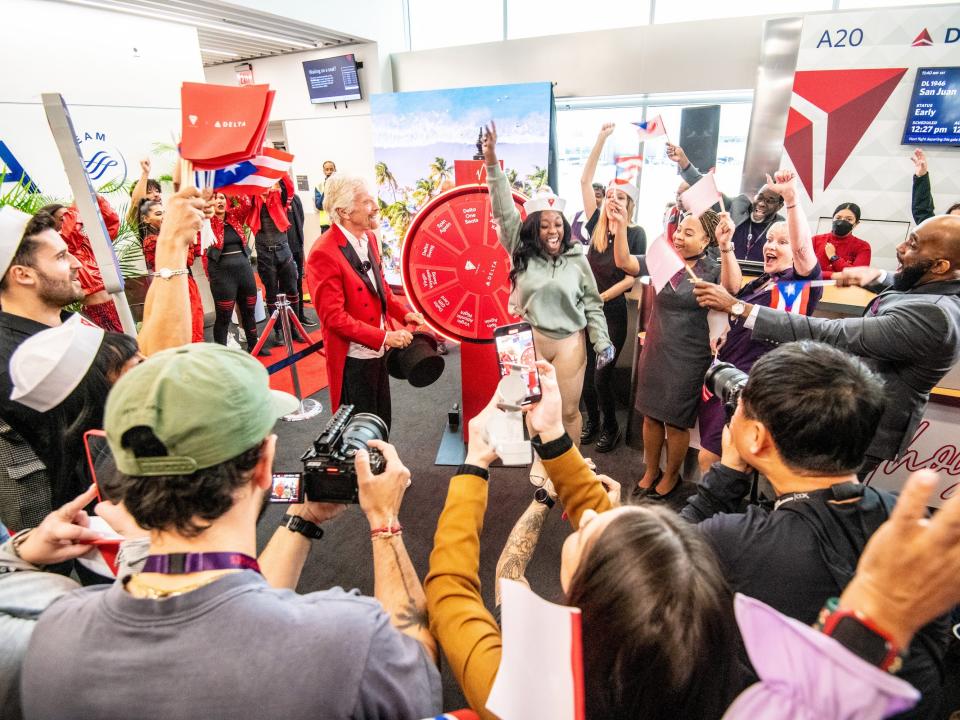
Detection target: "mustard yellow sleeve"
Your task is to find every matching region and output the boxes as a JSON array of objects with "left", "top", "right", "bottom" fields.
[
  {"left": 424, "top": 474, "right": 502, "bottom": 720},
  {"left": 540, "top": 445, "right": 612, "bottom": 529}
]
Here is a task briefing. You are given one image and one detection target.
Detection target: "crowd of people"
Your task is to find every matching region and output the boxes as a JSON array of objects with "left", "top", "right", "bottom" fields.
[{"left": 0, "top": 116, "right": 959, "bottom": 720}]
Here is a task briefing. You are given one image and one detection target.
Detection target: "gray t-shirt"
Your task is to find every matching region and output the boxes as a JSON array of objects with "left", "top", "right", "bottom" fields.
[{"left": 21, "top": 571, "right": 441, "bottom": 720}]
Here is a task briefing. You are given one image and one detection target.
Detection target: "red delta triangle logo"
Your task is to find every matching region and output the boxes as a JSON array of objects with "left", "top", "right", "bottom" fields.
[
  {"left": 912, "top": 29, "right": 933, "bottom": 47},
  {"left": 784, "top": 68, "right": 907, "bottom": 199}
]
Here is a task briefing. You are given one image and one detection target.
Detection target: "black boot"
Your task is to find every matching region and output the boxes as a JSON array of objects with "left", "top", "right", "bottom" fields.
[
  {"left": 248, "top": 334, "right": 271, "bottom": 357},
  {"left": 596, "top": 425, "right": 621, "bottom": 453},
  {"left": 580, "top": 418, "right": 599, "bottom": 444}
]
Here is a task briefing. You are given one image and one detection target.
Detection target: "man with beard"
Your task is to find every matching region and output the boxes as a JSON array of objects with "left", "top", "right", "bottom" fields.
[
  {"left": 695, "top": 214, "right": 960, "bottom": 477},
  {"left": 667, "top": 143, "right": 784, "bottom": 261}
]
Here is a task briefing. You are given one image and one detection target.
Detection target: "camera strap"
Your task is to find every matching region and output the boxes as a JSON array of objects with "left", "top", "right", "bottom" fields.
[{"left": 142, "top": 552, "right": 262, "bottom": 575}]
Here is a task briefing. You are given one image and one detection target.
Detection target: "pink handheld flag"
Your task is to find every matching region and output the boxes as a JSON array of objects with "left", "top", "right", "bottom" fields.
[
  {"left": 645, "top": 233, "right": 686, "bottom": 293},
  {"left": 633, "top": 114, "right": 667, "bottom": 140},
  {"left": 680, "top": 173, "right": 722, "bottom": 217}
]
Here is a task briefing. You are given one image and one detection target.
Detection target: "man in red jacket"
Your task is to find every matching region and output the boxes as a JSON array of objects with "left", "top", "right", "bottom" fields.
[{"left": 305, "top": 175, "right": 422, "bottom": 428}]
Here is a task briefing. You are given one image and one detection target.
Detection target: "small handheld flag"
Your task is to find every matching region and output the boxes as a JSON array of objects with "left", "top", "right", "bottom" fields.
[
  {"left": 680, "top": 174, "right": 722, "bottom": 217},
  {"left": 645, "top": 233, "right": 686, "bottom": 293},
  {"left": 614, "top": 155, "right": 643, "bottom": 184},
  {"left": 194, "top": 161, "right": 257, "bottom": 190},
  {"left": 770, "top": 280, "right": 811, "bottom": 315},
  {"left": 633, "top": 115, "right": 667, "bottom": 141},
  {"left": 218, "top": 147, "right": 294, "bottom": 195}
]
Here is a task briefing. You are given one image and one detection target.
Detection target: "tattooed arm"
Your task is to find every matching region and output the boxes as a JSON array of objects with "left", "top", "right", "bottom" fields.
[
  {"left": 359, "top": 440, "right": 438, "bottom": 663},
  {"left": 495, "top": 496, "right": 552, "bottom": 606}
]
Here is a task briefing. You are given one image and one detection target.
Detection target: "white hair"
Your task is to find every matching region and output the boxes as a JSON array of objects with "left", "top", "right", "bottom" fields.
[
  {"left": 322, "top": 174, "right": 370, "bottom": 220},
  {"left": 767, "top": 221, "right": 789, "bottom": 240}
]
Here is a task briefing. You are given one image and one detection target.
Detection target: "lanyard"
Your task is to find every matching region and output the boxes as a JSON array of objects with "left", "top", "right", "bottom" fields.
[{"left": 142, "top": 552, "right": 261, "bottom": 575}]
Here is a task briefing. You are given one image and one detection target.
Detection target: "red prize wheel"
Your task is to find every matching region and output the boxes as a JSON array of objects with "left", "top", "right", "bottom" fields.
[
  {"left": 401, "top": 184, "right": 526, "bottom": 343},
  {"left": 401, "top": 184, "right": 527, "bottom": 443}
]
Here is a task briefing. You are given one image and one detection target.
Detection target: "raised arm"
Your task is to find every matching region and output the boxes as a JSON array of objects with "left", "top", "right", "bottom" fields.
[
  {"left": 483, "top": 122, "right": 521, "bottom": 255},
  {"left": 581, "top": 124, "right": 614, "bottom": 219},
  {"left": 425, "top": 394, "right": 507, "bottom": 719},
  {"left": 137, "top": 187, "right": 208, "bottom": 354},
  {"left": 359, "top": 440, "right": 437, "bottom": 662},
  {"left": 127, "top": 158, "right": 152, "bottom": 224},
  {"left": 715, "top": 211, "right": 742, "bottom": 292},
  {"left": 610, "top": 200, "right": 642, "bottom": 275},
  {"left": 765, "top": 169, "right": 817, "bottom": 276},
  {"left": 911, "top": 149, "right": 935, "bottom": 225}
]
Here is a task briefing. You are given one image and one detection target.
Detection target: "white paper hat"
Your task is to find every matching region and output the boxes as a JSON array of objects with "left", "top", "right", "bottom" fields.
[
  {"left": 0, "top": 206, "right": 33, "bottom": 279},
  {"left": 523, "top": 187, "right": 566, "bottom": 215},
  {"left": 607, "top": 179, "right": 639, "bottom": 206},
  {"left": 9, "top": 314, "right": 106, "bottom": 412}
]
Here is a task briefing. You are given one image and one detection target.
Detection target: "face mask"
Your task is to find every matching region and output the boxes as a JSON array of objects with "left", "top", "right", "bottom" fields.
[{"left": 832, "top": 219, "right": 854, "bottom": 237}]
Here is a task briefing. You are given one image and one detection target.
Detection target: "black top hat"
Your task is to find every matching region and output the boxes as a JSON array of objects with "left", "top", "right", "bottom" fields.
[{"left": 386, "top": 332, "right": 445, "bottom": 388}]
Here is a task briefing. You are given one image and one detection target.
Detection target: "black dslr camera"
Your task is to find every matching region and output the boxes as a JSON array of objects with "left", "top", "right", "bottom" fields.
[
  {"left": 300, "top": 405, "right": 388, "bottom": 504},
  {"left": 704, "top": 362, "right": 749, "bottom": 423}
]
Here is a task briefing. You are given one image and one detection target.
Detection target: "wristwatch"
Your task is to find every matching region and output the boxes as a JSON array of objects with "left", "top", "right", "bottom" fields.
[
  {"left": 151, "top": 268, "right": 190, "bottom": 280},
  {"left": 533, "top": 487, "right": 555, "bottom": 508},
  {"left": 729, "top": 301, "right": 746, "bottom": 319},
  {"left": 281, "top": 514, "right": 324, "bottom": 540},
  {"left": 816, "top": 598, "right": 903, "bottom": 672}
]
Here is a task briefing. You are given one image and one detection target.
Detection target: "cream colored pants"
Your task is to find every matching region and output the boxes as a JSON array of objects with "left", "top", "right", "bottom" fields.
[{"left": 530, "top": 328, "right": 586, "bottom": 480}]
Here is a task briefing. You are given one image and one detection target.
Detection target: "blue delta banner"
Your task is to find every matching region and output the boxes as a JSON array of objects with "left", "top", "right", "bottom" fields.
[{"left": 0, "top": 140, "right": 40, "bottom": 192}]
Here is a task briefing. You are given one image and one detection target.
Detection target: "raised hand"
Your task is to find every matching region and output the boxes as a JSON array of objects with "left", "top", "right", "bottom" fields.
[
  {"left": 356, "top": 440, "right": 411, "bottom": 529},
  {"left": 666, "top": 143, "right": 689, "bottom": 169},
  {"left": 715, "top": 211, "right": 735, "bottom": 251},
  {"left": 524, "top": 360, "right": 563, "bottom": 440},
  {"left": 911, "top": 148, "right": 928, "bottom": 177},
  {"left": 598, "top": 122, "right": 615, "bottom": 141},
  {"left": 15, "top": 485, "right": 105, "bottom": 566},
  {"left": 764, "top": 169, "right": 797, "bottom": 204},
  {"left": 833, "top": 265, "right": 884, "bottom": 288},
  {"left": 482, "top": 121, "right": 498, "bottom": 165},
  {"left": 140, "top": 157, "right": 151, "bottom": 175}
]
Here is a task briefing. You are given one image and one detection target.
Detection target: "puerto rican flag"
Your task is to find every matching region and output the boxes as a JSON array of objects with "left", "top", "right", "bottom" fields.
[
  {"left": 633, "top": 115, "right": 667, "bottom": 140},
  {"left": 614, "top": 154, "right": 643, "bottom": 184},
  {"left": 217, "top": 147, "right": 294, "bottom": 195},
  {"left": 194, "top": 160, "right": 257, "bottom": 190},
  {"left": 770, "top": 280, "right": 811, "bottom": 314}
]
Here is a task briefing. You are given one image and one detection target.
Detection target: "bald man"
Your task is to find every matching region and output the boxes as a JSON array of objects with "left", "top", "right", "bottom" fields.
[{"left": 694, "top": 215, "right": 960, "bottom": 477}]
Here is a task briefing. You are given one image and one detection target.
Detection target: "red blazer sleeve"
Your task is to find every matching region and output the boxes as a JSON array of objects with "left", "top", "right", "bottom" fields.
[
  {"left": 96, "top": 195, "right": 120, "bottom": 240},
  {"left": 308, "top": 247, "right": 387, "bottom": 350}
]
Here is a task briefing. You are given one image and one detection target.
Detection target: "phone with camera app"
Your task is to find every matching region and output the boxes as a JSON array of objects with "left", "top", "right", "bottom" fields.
[
  {"left": 493, "top": 321, "right": 542, "bottom": 405},
  {"left": 269, "top": 472, "right": 304, "bottom": 503}
]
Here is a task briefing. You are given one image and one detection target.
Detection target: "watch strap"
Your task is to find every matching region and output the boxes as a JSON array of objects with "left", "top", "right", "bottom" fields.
[
  {"left": 457, "top": 464, "right": 490, "bottom": 481},
  {"left": 533, "top": 487, "right": 555, "bottom": 508},
  {"left": 816, "top": 597, "right": 903, "bottom": 672},
  {"left": 281, "top": 514, "right": 324, "bottom": 540}
]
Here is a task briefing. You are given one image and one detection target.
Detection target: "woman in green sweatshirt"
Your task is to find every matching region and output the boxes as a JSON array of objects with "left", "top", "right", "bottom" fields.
[{"left": 483, "top": 122, "right": 613, "bottom": 485}]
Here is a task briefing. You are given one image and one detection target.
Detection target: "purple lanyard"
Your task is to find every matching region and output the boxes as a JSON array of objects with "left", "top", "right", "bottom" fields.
[{"left": 142, "top": 552, "right": 261, "bottom": 575}]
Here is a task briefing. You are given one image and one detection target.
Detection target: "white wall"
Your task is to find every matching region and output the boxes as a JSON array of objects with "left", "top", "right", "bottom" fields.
[
  {"left": 0, "top": 0, "right": 204, "bottom": 199},
  {"left": 391, "top": 15, "right": 769, "bottom": 97}
]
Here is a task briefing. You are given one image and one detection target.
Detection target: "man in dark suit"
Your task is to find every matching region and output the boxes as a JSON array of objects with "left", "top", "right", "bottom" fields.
[
  {"left": 694, "top": 214, "right": 960, "bottom": 476},
  {"left": 305, "top": 175, "right": 423, "bottom": 428},
  {"left": 285, "top": 190, "right": 316, "bottom": 327}
]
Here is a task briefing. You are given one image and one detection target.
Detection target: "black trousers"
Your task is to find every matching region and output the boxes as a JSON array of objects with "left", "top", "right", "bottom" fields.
[
  {"left": 581, "top": 301, "right": 629, "bottom": 431},
  {"left": 209, "top": 253, "right": 259, "bottom": 347},
  {"left": 341, "top": 355, "right": 392, "bottom": 430},
  {"left": 255, "top": 238, "right": 299, "bottom": 311},
  {"left": 290, "top": 244, "right": 306, "bottom": 318}
]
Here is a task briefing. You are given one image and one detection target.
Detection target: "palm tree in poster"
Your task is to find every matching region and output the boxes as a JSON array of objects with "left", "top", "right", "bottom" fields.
[
  {"left": 428, "top": 157, "right": 452, "bottom": 190},
  {"left": 375, "top": 161, "right": 399, "bottom": 200},
  {"left": 412, "top": 177, "right": 435, "bottom": 207},
  {"left": 526, "top": 165, "right": 548, "bottom": 191},
  {"left": 380, "top": 197, "right": 413, "bottom": 248}
]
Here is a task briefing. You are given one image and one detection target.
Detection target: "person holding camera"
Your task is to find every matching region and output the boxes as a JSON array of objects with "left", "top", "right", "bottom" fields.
[
  {"left": 20, "top": 344, "right": 440, "bottom": 720},
  {"left": 681, "top": 341, "right": 949, "bottom": 719},
  {"left": 306, "top": 174, "right": 423, "bottom": 430}
]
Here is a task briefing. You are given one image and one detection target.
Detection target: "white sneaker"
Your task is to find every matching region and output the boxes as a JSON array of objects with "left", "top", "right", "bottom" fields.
[{"left": 226, "top": 332, "right": 242, "bottom": 350}]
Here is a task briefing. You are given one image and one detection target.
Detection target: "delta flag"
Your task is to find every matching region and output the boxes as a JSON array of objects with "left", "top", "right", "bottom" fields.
[
  {"left": 633, "top": 115, "right": 667, "bottom": 140},
  {"left": 218, "top": 147, "right": 294, "bottom": 195},
  {"left": 614, "top": 154, "right": 643, "bottom": 184},
  {"left": 769, "top": 280, "right": 812, "bottom": 314}
]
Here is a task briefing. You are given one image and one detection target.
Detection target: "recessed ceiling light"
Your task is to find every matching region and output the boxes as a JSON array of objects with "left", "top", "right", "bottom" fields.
[{"left": 201, "top": 48, "right": 240, "bottom": 57}]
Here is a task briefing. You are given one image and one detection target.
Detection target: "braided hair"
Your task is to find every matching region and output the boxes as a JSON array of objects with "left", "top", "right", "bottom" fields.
[{"left": 696, "top": 209, "right": 721, "bottom": 247}]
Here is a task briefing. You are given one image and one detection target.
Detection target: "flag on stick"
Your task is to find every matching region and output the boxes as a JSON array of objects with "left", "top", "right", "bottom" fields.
[
  {"left": 218, "top": 147, "right": 294, "bottom": 195},
  {"left": 633, "top": 115, "right": 667, "bottom": 141},
  {"left": 645, "top": 233, "right": 686, "bottom": 293},
  {"left": 194, "top": 161, "right": 257, "bottom": 190},
  {"left": 614, "top": 154, "right": 643, "bottom": 184},
  {"left": 770, "top": 280, "right": 812, "bottom": 314},
  {"left": 680, "top": 173, "right": 722, "bottom": 217}
]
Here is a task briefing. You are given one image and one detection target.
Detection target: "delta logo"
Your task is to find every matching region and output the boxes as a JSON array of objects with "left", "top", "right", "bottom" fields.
[
  {"left": 912, "top": 29, "right": 933, "bottom": 47},
  {"left": 783, "top": 68, "right": 907, "bottom": 199}
]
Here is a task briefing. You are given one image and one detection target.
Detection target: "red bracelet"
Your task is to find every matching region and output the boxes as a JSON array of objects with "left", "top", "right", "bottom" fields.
[{"left": 370, "top": 524, "right": 403, "bottom": 539}]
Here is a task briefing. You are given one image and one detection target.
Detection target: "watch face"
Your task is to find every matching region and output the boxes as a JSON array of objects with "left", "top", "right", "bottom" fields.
[{"left": 830, "top": 616, "right": 890, "bottom": 664}]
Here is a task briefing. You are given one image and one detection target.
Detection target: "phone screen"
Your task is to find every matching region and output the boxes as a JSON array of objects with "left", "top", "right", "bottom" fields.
[
  {"left": 493, "top": 322, "right": 542, "bottom": 404},
  {"left": 269, "top": 472, "right": 304, "bottom": 503}
]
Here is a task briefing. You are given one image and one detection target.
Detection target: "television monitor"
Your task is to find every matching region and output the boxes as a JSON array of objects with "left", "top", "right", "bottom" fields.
[
  {"left": 901, "top": 66, "right": 960, "bottom": 146},
  {"left": 302, "top": 54, "right": 361, "bottom": 104}
]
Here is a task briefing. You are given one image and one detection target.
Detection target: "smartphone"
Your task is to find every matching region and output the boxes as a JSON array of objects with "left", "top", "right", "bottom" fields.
[
  {"left": 493, "top": 321, "right": 542, "bottom": 405},
  {"left": 269, "top": 472, "right": 305, "bottom": 503},
  {"left": 83, "top": 429, "right": 112, "bottom": 502}
]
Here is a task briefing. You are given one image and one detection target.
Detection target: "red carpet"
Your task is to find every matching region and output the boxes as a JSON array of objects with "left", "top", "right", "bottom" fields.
[{"left": 256, "top": 327, "right": 328, "bottom": 399}]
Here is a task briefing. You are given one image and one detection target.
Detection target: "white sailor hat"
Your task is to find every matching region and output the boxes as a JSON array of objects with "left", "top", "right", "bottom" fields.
[
  {"left": 0, "top": 206, "right": 33, "bottom": 279},
  {"left": 607, "top": 179, "right": 639, "bottom": 206},
  {"left": 10, "top": 314, "right": 106, "bottom": 412},
  {"left": 523, "top": 187, "right": 566, "bottom": 215}
]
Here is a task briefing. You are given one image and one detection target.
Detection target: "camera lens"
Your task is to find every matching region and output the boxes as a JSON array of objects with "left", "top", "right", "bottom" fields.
[
  {"left": 704, "top": 363, "right": 749, "bottom": 407},
  {"left": 340, "top": 413, "right": 389, "bottom": 456}
]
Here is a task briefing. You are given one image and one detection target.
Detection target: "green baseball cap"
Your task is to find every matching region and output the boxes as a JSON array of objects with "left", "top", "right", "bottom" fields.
[{"left": 105, "top": 343, "right": 299, "bottom": 476}]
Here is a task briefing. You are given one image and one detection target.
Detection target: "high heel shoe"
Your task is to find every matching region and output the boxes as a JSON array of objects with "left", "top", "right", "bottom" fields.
[
  {"left": 632, "top": 469, "right": 662, "bottom": 498},
  {"left": 648, "top": 474, "right": 683, "bottom": 502}
]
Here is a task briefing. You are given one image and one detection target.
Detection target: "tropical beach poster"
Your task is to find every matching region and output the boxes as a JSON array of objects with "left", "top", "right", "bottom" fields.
[{"left": 370, "top": 81, "right": 553, "bottom": 272}]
